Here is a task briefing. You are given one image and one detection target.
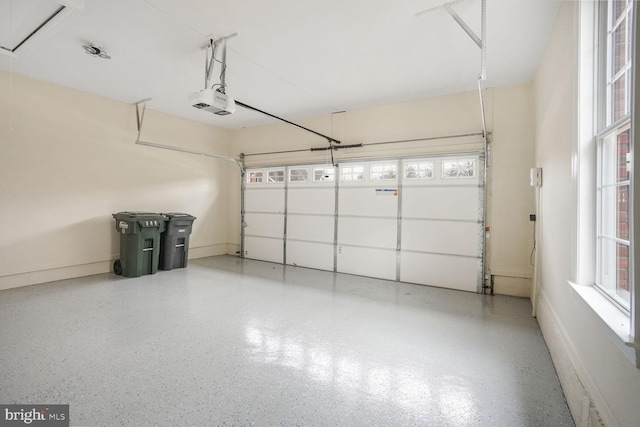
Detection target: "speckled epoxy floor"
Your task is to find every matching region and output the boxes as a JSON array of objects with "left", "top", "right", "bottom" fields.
[{"left": 0, "top": 255, "right": 573, "bottom": 426}]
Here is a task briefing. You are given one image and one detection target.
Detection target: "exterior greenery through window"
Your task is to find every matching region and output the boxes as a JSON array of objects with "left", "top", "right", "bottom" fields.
[{"left": 596, "top": 0, "right": 633, "bottom": 311}]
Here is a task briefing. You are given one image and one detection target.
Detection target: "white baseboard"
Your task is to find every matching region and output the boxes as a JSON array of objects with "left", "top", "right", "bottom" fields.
[
  {"left": 188, "top": 243, "right": 230, "bottom": 259},
  {"left": 0, "top": 244, "right": 231, "bottom": 291},
  {"left": 0, "top": 261, "right": 112, "bottom": 291},
  {"left": 536, "top": 291, "right": 606, "bottom": 427},
  {"left": 493, "top": 275, "right": 531, "bottom": 297}
]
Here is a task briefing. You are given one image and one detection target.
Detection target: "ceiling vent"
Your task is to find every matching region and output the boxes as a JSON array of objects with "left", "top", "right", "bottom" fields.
[{"left": 0, "top": 0, "right": 84, "bottom": 58}]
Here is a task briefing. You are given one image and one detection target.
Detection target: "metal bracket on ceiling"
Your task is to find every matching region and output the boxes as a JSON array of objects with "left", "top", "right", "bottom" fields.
[
  {"left": 416, "top": 0, "right": 486, "bottom": 81},
  {"left": 200, "top": 32, "right": 238, "bottom": 50},
  {"left": 132, "top": 98, "right": 245, "bottom": 173}
]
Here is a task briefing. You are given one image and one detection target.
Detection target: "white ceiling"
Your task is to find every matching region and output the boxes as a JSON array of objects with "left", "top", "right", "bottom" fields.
[{"left": 0, "top": 0, "right": 560, "bottom": 129}]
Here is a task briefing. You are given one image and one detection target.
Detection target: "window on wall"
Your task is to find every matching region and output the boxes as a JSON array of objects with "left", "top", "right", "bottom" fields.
[{"left": 595, "top": 0, "right": 634, "bottom": 312}]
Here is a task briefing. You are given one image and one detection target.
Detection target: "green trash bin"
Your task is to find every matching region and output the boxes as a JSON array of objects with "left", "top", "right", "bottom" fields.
[{"left": 112, "top": 212, "right": 167, "bottom": 277}]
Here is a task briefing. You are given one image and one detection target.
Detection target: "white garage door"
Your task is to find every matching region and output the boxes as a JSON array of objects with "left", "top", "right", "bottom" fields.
[
  {"left": 243, "top": 169, "right": 285, "bottom": 263},
  {"left": 399, "top": 157, "right": 483, "bottom": 292},
  {"left": 242, "top": 154, "right": 484, "bottom": 292},
  {"left": 336, "top": 161, "right": 399, "bottom": 281},
  {"left": 286, "top": 165, "right": 336, "bottom": 271}
]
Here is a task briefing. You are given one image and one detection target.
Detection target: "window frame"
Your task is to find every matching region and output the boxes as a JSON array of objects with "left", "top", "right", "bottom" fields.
[
  {"left": 594, "top": 0, "right": 634, "bottom": 313},
  {"left": 340, "top": 165, "right": 364, "bottom": 182},
  {"left": 267, "top": 169, "right": 285, "bottom": 184},
  {"left": 247, "top": 169, "right": 264, "bottom": 184},
  {"left": 369, "top": 162, "right": 397, "bottom": 181},
  {"left": 403, "top": 160, "right": 434, "bottom": 180},
  {"left": 572, "top": 0, "right": 639, "bottom": 366},
  {"left": 288, "top": 167, "right": 309, "bottom": 183}
]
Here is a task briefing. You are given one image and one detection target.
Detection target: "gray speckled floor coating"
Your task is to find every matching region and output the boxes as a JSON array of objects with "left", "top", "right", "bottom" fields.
[{"left": 0, "top": 255, "right": 574, "bottom": 427}]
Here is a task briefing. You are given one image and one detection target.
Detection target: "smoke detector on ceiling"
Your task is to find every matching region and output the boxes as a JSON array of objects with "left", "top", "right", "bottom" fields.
[{"left": 83, "top": 43, "right": 110, "bottom": 59}]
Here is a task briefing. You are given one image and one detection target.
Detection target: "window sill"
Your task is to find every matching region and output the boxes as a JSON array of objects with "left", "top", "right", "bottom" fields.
[{"left": 568, "top": 281, "right": 638, "bottom": 367}]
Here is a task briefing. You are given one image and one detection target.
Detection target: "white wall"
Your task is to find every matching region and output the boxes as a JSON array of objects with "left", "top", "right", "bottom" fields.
[
  {"left": 229, "top": 84, "right": 536, "bottom": 296},
  {"left": 533, "top": 2, "right": 640, "bottom": 426},
  {"left": 0, "top": 70, "right": 232, "bottom": 290}
]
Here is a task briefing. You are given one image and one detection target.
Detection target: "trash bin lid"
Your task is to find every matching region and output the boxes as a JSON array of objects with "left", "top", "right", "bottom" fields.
[
  {"left": 112, "top": 211, "right": 167, "bottom": 221},
  {"left": 163, "top": 212, "right": 197, "bottom": 221}
]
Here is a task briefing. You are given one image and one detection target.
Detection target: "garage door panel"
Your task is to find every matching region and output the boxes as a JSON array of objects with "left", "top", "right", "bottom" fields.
[
  {"left": 339, "top": 187, "right": 398, "bottom": 217},
  {"left": 286, "top": 241, "right": 334, "bottom": 271},
  {"left": 402, "top": 220, "right": 480, "bottom": 256},
  {"left": 245, "top": 236, "right": 283, "bottom": 264},
  {"left": 288, "top": 187, "right": 335, "bottom": 215},
  {"left": 244, "top": 212, "right": 284, "bottom": 239},
  {"left": 287, "top": 215, "right": 334, "bottom": 243},
  {"left": 402, "top": 186, "right": 480, "bottom": 220},
  {"left": 245, "top": 188, "right": 285, "bottom": 213},
  {"left": 337, "top": 246, "right": 396, "bottom": 280},
  {"left": 338, "top": 217, "right": 397, "bottom": 249},
  {"left": 400, "top": 252, "right": 479, "bottom": 292}
]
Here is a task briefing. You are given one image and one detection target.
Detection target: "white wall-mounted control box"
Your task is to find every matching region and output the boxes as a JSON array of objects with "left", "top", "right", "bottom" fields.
[{"left": 530, "top": 167, "right": 542, "bottom": 187}]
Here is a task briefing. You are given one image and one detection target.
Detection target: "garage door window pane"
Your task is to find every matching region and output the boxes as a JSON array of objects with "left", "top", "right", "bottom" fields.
[
  {"left": 289, "top": 168, "right": 308, "bottom": 183},
  {"left": 404, "top": 161, "right": 434, "bottom": 179},
  {"left": 247, "top": 170, "right": 264, "bottom": 184},
  {"left": 442, "top": 159, "right": 475, "bottom": 178},
  {"left": 341, "top": 165, "right": 364, "bottom": 181},
  {"left": 371, "top": 163, "right": 397, "bottom": 180},
  {"left": 267, "top": 169, "right": 285, "bottom": 183},
  {"left": 314, "top": 167, "right": 335, "bottom": 182}
]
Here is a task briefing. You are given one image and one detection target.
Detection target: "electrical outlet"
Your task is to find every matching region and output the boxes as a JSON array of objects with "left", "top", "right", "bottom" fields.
[{"left": 530, "top": 214, "right": 536, "bottom": 221}]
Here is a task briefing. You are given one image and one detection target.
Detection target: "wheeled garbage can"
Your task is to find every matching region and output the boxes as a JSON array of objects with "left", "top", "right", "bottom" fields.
[
  {"left": 159, "top": 213, "right": 196, "bottom": 270},
  {"left": 112, "top": 212, "right": 167, "bottom": 277}
]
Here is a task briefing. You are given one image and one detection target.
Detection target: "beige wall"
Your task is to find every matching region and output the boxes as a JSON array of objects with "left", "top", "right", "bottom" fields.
[
  {"left": 533, "top": 2, "right": 640, "bottom": 426},
  {"left": 0, "top": 70, "right": 232, "bottom": 290},
  {"left": 1, "top": 56, "right": 538, "bottom": 300},
  {"left": 229, "top": 83, "right": 536, "bottom": 296}
]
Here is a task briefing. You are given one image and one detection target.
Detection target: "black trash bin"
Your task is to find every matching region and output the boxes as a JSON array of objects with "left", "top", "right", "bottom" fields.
[
  {"left": 112, "top": 212, "right": 167, "bottom": 277},
  {"left": 159, "top": 213, "right": 196, "bottom": 270}
]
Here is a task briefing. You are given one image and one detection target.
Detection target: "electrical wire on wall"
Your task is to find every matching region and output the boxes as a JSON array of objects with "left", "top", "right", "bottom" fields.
[{"left": 530, "top": 216, "right": 537, "bottom": 266}]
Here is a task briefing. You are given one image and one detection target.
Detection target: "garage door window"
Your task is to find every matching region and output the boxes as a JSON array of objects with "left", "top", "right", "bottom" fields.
[
  {"left": 404, "top": 161, "right": 434, "bottom": 179},
  {"left": 247, "top": 170, "right": 264, "bottom": 184},
  {"left": 313, "top": 167, "right": 335, "bottom": 182},
  {"left": 341, "top": 165, "right": 364, "bottom": 181},
  {"left": 442, "top": 159, "right": 476, "bottom": 179},
  {"left": 289, "top": 167, "right": 309, "bottom": 183},
  {"left": 267, "top": 169, "right": 285, "bottom": 183},
  {"left": 370, "top": 163, "right": 397, "bottom": 180}
]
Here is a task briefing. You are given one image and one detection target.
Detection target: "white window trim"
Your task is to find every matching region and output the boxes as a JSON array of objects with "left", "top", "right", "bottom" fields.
[
  {"left": 569, "top": 281, "right": 637, "bottom": 365},
  {"left": 571, "top": 0, "right": 640, "bottom": 367}
]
